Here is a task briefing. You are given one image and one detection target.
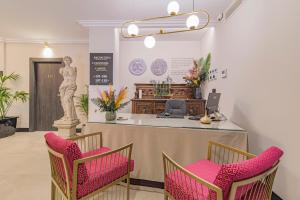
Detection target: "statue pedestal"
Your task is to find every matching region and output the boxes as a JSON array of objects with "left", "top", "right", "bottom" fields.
[{"left": 53, "top": 119, "right": 80, "bottom": 138}]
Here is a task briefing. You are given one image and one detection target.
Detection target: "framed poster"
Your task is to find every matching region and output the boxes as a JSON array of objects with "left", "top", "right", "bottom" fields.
[{"left": 90, "top": 53, "right": 113, "bottom": 85}]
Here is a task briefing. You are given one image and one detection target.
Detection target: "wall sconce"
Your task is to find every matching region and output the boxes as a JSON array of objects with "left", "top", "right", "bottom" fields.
[{"left": 43, "top": 42, "right": 53, "bottom": 58}]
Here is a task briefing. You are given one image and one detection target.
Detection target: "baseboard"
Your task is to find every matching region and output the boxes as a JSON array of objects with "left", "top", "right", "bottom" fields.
[
  {"left": 272, "top": 192, "right": 283, "bottom": 200},
  {"left": 16, "top": 128, "right": 30, "bottom": 132},
  {"left": 16, "top": 128, "right": 82, "bottom": 133},
  {"left": 129, "top": 179, "right": 164, "bottom": 189}
]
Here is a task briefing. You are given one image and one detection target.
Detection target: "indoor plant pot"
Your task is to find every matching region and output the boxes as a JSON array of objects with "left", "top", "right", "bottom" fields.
[
  {"left": 193, "top": 87, "right": 202, "bottom": 99},
  {"left": 105, "top": 111, "right": 116, "bottom": 121},
  {"left": 0, "top": 116, "right": 18, "bottom": 128},
  {"left": 0, "top": 116, "right": 18, "bottom": 138}
]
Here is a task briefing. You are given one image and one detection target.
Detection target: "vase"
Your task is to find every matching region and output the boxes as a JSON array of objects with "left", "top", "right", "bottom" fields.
[
  {"left": 193, "top": 87, "right": 202, "bottom": 99},
  {"left": 105, "top": 111, "right": 116, "bottom": 121}
]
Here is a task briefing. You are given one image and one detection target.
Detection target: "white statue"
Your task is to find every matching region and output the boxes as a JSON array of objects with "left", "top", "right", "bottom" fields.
[{"left": 57, "top": 56, "right": 78, "bottom": 122}]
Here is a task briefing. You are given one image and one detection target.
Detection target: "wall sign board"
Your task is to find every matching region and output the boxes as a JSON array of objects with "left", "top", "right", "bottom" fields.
[{"left": 90, "top": 53, "right": 113, "bottom": 85}]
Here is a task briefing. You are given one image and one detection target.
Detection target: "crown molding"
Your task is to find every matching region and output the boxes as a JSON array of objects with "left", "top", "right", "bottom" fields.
[
  {"left": 78, "top": 19, "right": 218, "bottom": 28},
  {"left": 1, "top": 38, "right": 88, "bottom": 44}
]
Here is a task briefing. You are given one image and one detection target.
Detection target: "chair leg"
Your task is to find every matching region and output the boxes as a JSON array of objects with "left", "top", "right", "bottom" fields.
[
  {"left": 126, "top": 175, "right": 130, "bottom": 200},
  {"left": 164, "top": 192, "right": 168, "bottom": 200},
  {"left": 51, "top": 181, "right": 55, "bottom": 200}
]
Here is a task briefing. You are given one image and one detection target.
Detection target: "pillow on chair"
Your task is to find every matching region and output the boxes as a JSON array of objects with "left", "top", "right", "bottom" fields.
[
  {"left": 44, "top": 132, "right": 88, "bottom": 184},
  {"left": 212, "top": 146, "right": 284, "bottom": 199}
]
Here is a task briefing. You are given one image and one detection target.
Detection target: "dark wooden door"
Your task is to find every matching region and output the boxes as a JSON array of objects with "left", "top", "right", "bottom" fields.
[{"left": 35, "top": 62, "right": 64, "bottom": 131}]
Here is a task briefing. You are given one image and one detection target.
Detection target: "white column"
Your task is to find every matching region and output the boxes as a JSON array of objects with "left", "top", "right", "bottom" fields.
[{"left": 88, "top": 28, "right": 120, "bottom": 122}]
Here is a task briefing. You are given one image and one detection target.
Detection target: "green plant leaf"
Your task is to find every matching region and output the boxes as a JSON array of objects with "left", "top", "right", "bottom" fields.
[{"left": 0, "top": 73, "right": 28, "bottom": 118}]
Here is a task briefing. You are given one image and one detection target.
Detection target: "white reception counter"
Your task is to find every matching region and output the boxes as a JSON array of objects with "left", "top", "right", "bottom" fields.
[{"left": 86, "top": 113, "right": 247, "bottom": 185}]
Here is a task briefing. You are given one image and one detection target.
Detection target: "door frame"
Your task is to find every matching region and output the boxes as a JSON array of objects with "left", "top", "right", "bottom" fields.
[{"left": 29, "top": 58, "right": 63, "bottom": 131}]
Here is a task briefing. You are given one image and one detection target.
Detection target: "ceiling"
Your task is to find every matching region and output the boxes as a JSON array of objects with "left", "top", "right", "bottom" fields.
[{"left": 0, "top": 0, "right": 231, "bottom": 42}]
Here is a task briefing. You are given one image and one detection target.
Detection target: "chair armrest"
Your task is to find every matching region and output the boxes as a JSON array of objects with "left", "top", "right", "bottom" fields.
[
  {"left": 68, "top": 132, "right": 103, "bottom": 153},
  {"left": 76, "top": 143, "right": 133, "bottom": 164},
  {"left": 71, "top": 143, "right": 133, "bottom": 199},
  {"left": 162, "top": 152, "right": 223, "bottom": 200},
  {"left": 207, "top": 141, "right": 256, "bottom": 164}
]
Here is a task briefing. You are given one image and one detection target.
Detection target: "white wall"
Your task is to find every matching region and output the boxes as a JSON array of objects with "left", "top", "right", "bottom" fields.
[
  {"left": 200, "top": 0, "right": 300, "bottom": 199},
  {"left": 0, "top": 41, "right": 4, "bottom": 70},
  {"left": 4, "top": 43, "right": 89, "bottom": 127},
  {"left": 119, "top": 40, "right": 202, "bottom": 112}
]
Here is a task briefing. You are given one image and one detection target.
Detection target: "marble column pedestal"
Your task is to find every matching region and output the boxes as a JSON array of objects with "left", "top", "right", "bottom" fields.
[{"left": 53, "top": 119, "right": 80, "bottom": 138}]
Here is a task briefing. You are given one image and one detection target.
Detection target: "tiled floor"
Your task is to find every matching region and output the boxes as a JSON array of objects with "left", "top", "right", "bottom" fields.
[{"left": 0, "top": 132, "right": 164, "bottom": 200}]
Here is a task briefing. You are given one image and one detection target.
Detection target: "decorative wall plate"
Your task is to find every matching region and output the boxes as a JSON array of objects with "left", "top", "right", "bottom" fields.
[
  {"left": 128, "top": 58, "right": 147, "bottom": 76},
  {"left": 151, "top": 59, "right": 168, "bottom": 76}
]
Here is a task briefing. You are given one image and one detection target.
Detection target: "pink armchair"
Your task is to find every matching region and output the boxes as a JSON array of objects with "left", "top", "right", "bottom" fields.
[
  {"left": 163, "top": 141, "right": 283, "bottom": 200},
  {"left": 45, "top": 132, "right": 134, "bottom": 200}
]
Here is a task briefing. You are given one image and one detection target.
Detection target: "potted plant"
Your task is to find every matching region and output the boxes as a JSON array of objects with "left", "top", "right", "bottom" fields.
[
  {"left": 183, "top": 53, "right": 211, "bottom": 99},
  {"left": 0, "top": 73, "right": 29, "bottom": 137},
  {"left": 91, "top": 86, "right": 129, "bottom": 121},
  {"left": 77, "top": 93, "right": 88, "bottom": 116},
  {"left": 75, "top": 92, "right": 89, "bottom": 135}
]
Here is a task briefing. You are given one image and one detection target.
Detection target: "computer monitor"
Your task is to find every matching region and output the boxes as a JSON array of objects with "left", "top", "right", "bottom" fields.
[{"left": 206, "top": 92, "right": 221, "bottom": 114}]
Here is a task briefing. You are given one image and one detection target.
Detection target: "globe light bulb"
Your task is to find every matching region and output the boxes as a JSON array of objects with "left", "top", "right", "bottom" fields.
[
  {"left": 167, "top": 1, "right": 180, "bottom": 16},
  {"left": 43, "top": 42, "right": 53, "bottom": 58},
  {"left": 144, "top": 36, "right": 156, "bottom": 48},
  {"left": 186, "top": 15, "right": 200, "bottom": 29},
  {"left": 127, "top": 24, "right": 139, "bottom": 36}
]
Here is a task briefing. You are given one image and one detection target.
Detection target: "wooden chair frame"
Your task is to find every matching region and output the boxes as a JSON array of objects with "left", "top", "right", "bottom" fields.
[
  {"left": 163, "top": 141, "right": 280, "bottom": 200},
  {"left": 46, "top": 132, "right": 133, "bottom": 200}
]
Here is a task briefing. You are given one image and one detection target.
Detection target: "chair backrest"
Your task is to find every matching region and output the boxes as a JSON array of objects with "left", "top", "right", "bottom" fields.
[
  {"left": 212, "top": 146, "right": 283, "bottom": 200},
  {"left": 165, "top": 99, "right": 187, "bottom": 115},
  {"left": 44, "top": 133, "right": 88, "bottom": 189}
]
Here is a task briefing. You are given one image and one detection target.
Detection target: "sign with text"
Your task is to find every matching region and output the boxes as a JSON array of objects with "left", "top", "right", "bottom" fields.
[{"left": 90, "top": 53, "right": 113, "bottom": 85}]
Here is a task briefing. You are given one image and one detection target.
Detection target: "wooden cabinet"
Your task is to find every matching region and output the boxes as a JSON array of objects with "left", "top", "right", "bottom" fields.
[
  {"left": 187, "top": 101, "right": 205, "bottom": 116},
  {"left": 132, "top": 101, "right": 153, "bottom": 114},
  {"left": 132, "top": 84, "right": 206, "bottom": 116},
  {"left": 132, "top": 99, "right": 205, "bottom": 115}
]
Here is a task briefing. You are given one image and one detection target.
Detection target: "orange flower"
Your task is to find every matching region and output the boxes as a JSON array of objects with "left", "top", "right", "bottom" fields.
[
  {"left": 115, "top": 87, "right": 127, "bottom": 108},
  {"left": 101, "top": 91, "right": 109, "bottom": 103},
  {"left": 108, "top": 84, "right": 113, "bottom": 98}
]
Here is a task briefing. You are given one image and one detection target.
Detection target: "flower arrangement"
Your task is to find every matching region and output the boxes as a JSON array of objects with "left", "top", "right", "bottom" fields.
[
  {"left": 183, "top": 53, "right": 211, "bottom": 87},
  {"left": 91, "top": 85, "right": 129, "bottom": 115}
]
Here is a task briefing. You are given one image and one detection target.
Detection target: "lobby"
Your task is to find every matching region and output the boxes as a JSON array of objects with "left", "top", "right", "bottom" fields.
[{"left": 0, "top": 0, "right": 299, "bottom": 200}]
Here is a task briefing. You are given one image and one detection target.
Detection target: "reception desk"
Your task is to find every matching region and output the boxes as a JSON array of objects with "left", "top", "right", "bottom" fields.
[{"left": 86, "top": 113, "right": 247, "bottom": 186}]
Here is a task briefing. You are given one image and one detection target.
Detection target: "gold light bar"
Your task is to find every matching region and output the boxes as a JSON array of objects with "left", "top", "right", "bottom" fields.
[{"left": 121, "top": 9, "right": 210, "bottom": 39}]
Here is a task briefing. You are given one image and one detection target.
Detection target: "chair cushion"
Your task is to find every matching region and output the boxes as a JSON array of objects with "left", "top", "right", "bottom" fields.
[
  {"left": 44, "top": 132, "right": 88, "bottom": 184},
  {"left": 212, "top": 146, "right": 283, "bottom": 200},
  {"left": 165, "top": 160, "right": 221, "bottom": 200},
  {"left": 77, "top": 147, "right": 135, "bottom": 198}
]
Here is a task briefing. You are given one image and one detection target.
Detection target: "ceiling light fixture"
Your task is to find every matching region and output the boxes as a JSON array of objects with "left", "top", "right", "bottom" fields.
[
  {"left": 186, "top": 14, "right": 200, "bottom": 29},
  {"left": 127, "top": 24, "right": 139, "bottom": 36},
  {"left": 43, "top": 42, "right": 53, "bottom": 58},
  {"left": 144, "top": 36, "right": 156, "bottom": 48},
  {"left": 167, "top": 1, "right": 180, "bottom": 16},
  {"left": 121, "top": 0, "right": 210, "bottom": 48}
]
